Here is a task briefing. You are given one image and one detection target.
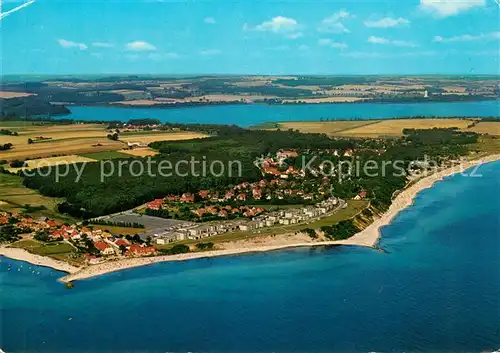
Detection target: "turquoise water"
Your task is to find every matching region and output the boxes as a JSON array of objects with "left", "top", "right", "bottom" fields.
[
  {"left": 1, "top": 161, "right": 500, "bottom": 352},
  {"left": 66, "top": 100, "right": 500, "bottom": 126}
]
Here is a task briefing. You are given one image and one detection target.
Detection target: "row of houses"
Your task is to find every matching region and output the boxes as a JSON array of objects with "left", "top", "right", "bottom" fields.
[
  {"left": 153, "top": 197, "right": 343, "bottom": 245},
  {"left": 240, "top": 197, "right": 342, "bottom": 231}
]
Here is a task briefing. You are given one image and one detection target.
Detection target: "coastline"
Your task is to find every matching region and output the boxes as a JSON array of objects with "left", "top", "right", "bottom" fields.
[
  {"left": 2, "top": 154, "right": 500, "bottom": 283},
  {"left": 0, "top": 247, "right": 80, "bottom": 274}
]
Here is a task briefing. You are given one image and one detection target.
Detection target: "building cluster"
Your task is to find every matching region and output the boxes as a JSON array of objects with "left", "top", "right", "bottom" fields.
[
  {"left": 0, "top": 211, "right": 155, "bottom": 264},
  {"left": 0, "top": 212, "right": 58, "bottom": 233},
  {"left": 146, "top": 177, "right": 331, "bottom": 219},
  {"left": 152, "top": 197, "right": 343, "bottom": 245},
  {"left": 50, "top": 224, "right": 156, "bottom": 262}
]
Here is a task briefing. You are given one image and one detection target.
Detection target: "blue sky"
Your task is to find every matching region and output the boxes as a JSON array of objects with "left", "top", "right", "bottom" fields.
[{"left": 1, "top": 0, "right": 499, "bottom": 75}]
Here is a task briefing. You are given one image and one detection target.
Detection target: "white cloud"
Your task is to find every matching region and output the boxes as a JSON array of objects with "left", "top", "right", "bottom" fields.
[
  {"left": 254, "top": 16, "right": 299, "bottom": 33},
  {"left": 364, "top": 17, "right": 410, "bottom": 28},
  {"left": 318, "top": 10, "right": 352, "bottom": 33},
  {"left": 200, "top": 49, "right": 221, "bottom": 56},
  {"left": 286, "top": 32, "right": 304, "bottom": 39},
  {"left": 419, "top": 0, "right": 486, "bottom": 17},
  {"left": 367, "top": 36, "right": 389, "bottom": 44},
  {"left": 434, "top": 31, "right": 500, "bottom": 42},
  {"left": 204, "top": 17, "right": 216, "bottom": 24},
  {"left": 318, "top": 38, "right": 347, "bottom": 49},
  {"left": 57, "top": 39, "right": 87, "bottom": 50},
  {"left": 368, "top": 36, "right": 417, "bottom": 47},
  {"left": 319, "top": 38, "right": 332, "bottom": 46},
  {"left": 125, "top": 41, "right": 156, "bottom": 51},
  {"left": 92, "top": 42, "right": 113, "bottom": 48}
]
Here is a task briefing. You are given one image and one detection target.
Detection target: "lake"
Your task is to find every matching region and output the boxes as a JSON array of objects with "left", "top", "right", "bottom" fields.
[
  {"left": 1, "top": 161, "right": 499, "bottom": 352},
  {"left": 65, "top": 100, "right": 499, "bottom": 126}
]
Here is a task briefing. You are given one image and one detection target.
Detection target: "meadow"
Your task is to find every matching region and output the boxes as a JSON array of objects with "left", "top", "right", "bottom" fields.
[{"left": 276, "top": 118, "right": 500, "bottom": 138}]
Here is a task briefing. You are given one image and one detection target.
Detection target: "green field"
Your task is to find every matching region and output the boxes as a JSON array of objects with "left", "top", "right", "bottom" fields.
[
  {"left": 10, "top": 239, "right": 73, "bottom": 255},
  {"left": 10, "top": 239, "right": 82, "bottom": 265},
  {"left": 78, "top": 151, "right": 131, "bottom": 160},
  {"left": 0, "top": 173, "right": 74, "bottom": 222}
]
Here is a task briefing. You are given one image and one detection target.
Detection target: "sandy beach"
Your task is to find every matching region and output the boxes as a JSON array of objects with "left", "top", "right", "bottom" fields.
[
  {"left": 2, "top": 154, "right": 499, "bottom": 283},
  {"left": 0, "top": 247, "right": 80, "bottom": 274}
]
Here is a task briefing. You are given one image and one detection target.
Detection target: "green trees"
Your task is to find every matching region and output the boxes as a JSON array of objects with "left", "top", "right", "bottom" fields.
[
  {"left": 22, "top": 127, "right": 478, "bottom": 220},
  {"left": 0, "top": 225, "right": 21, "bottom": 243},
  {"left": 195, "top": 242, "right": 214, "bottom": 250}
]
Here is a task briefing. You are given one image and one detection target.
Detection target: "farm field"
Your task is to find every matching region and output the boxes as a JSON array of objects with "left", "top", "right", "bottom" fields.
[
  {"left": 0, "top": 137, "right": 124, "bottom": 160},
  {"left": 77, "top": 151, "right": 131, "bottom": 160},
  {"left": 0, "top": 173, "right": 73, "bottom": 222},
  {"left": 274, "top": 120, "right": 379, "bottom": 134},
  {"left": 119, "top": 131, "right": 208, "bottom": 144},
  {"left": 120, "top": 148, "right": 159, "bottom": 157},
  {"left": 276, "top": 119, "right": 500, "bottom": 138},
  {"left": 0, "top": 123, "right": 207, "bottom": 160},
  {"left": 6, "top": 155, "right": 96, "bottom": 173}
]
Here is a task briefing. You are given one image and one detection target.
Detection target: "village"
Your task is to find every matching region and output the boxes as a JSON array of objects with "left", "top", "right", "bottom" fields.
[
  {"left": 0, "top": 211, "right": 157, "bottom": 265},
  {"left": 130, "top": 148, "right": 359, "bottom": 245},
  {"left": 0, "top": 147, "right": 368, "bottom": 265}
]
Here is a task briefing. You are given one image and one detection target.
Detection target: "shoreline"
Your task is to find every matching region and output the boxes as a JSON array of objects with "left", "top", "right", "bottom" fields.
[
  {"left": 2, "top": 154, "right": 500, "bottom": 283},
  {"left": 0, "top": 247, "right": 80, "bottom": 274}
]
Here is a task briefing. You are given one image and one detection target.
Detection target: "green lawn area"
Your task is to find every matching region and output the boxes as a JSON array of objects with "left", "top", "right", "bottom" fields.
[
  {"left": 10, "top": 239, "right": 74, "bottom": 255},
  {"left": 156, "top": 200, "right": 370, "bottom": 250},
  {"left": 77, "top": 151, "right": 131, "bottom": 160},
  {"left": 10, "top": 239, "right": 83, "bottom": 265}
]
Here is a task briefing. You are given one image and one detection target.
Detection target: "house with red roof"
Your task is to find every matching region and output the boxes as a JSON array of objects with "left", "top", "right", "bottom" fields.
[
  {"left": 50, "top": 229, "right": 64, "bottom": 239},
  {"left": 252, "top": 188, "right": 262, "bottom": 200},
  {"left": 126, "top": 244, "right": 156, "bottom": 256},
  {"left": 146, "top": 199, "right": 163, "bottom": 210},
  {"left": 115, "top": 239, "right": 130, "bottom": 247},
  {"left": 46, "top": 219, "right": 57, "bottom": 228},
  {"left": 237, "top": 193, "right": 247, "bottom": 201},
  {"left": 198, "top": 190, "right": 210, "bottom": 199},
  {"left": 180, "top": 193, "right": 195, "bottom": 203},
  {"left": 277, "top": 149, "right": 299, "bottom": 159},
  {"left": 94, "top": 241, "right": 115, "bottom": 255}
]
